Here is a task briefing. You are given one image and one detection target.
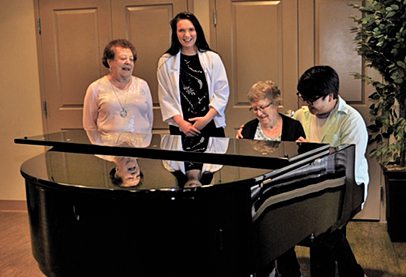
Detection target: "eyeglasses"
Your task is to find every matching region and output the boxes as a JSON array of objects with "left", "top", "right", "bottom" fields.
[
  {"left": 249, "top": 102, "right": 272, "bottom": 113},
  {"left": 296, "top": 92, "right": 323, "bottom": 105}
]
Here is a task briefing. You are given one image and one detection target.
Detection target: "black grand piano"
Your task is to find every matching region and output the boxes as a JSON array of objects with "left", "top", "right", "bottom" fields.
[{"left": 15, "top": 130, "right": 364, "bottom": 277}]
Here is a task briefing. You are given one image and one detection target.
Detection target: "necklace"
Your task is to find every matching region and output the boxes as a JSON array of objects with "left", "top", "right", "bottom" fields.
[
  {"left": 109, "top": 79, "right": 131, "bottom": 118},
  {"left": 258, "top": 116, "right": 282, "bottom": 140},
  {"left": 266, "top": 115, "right": 280, "bottom": 129}
]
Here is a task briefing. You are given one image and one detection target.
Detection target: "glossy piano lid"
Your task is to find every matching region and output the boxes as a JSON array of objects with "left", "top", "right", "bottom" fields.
[
  {"left": 20, "top": 151, "right": 273, "bottom": 191},
  {"left": 15, "top": 130, "right": 329, "bottom": 170}
]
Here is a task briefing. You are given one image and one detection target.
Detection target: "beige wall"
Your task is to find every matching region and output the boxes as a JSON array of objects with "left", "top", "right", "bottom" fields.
[{"left": 0, "top": 1, "right": 43, "bottom": 200}]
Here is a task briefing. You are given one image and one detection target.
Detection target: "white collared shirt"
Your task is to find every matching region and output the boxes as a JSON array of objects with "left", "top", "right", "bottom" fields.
[{"left": 294, "top": 96, "right": 369, "bottom": 200}]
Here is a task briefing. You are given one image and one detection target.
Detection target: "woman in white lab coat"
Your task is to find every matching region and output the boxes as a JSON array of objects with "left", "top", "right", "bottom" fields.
[{"left": 157, "top": 12, "right": 230, "bottom": 137}]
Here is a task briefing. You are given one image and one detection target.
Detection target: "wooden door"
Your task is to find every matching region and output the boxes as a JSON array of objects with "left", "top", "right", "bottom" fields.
[
  {"left": 111, "top": 0, "right": 188, "bottom": 129},
  {"left": 313, "top": 0, "right": 380, "bottom": 220},
  {"left": 214, "top": 0, "right": 299, "bottom": 136},
  {"left": 37, "top": 0, "right": 112, "bottom": 132}
]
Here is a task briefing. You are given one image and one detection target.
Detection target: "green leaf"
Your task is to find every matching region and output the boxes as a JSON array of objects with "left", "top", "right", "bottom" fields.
[
  {"left": 352, "top": 0, "right": 406, "bottom": 165},
  {"left": 397, "top": 61, "right": 406, "bottom": 69}
]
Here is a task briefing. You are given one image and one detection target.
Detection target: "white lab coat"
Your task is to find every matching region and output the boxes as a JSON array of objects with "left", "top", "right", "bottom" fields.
[
  {"left": 160, "top": 134, "right": 229, "bottom": 176},
  {"left": 157, "top": 50, "right": 230, "bottom": 128}
]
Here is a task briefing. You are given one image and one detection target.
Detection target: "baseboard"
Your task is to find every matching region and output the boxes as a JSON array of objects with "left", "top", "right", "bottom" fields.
[{"left": 0, "top": 200, "right": 27, "bottom": 212}]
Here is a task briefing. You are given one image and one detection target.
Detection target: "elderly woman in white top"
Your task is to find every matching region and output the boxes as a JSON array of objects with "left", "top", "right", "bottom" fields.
[
  {"left": 157, "top": 12, "right": 229, "bottom": 137},
  {"left": 83, "top": 39, "right": 153, "bottom": 133}
]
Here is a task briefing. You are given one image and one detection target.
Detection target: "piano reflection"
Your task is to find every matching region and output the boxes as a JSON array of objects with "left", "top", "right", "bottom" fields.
[
  {"left": 87, "top": 131, "right": 152, "bottom": 188},
  {"left": 160, "top": 134, "right": 228, "bottom": 188},
  {"left": 14, "top": 130, "right": 364, "bottom": 277}
]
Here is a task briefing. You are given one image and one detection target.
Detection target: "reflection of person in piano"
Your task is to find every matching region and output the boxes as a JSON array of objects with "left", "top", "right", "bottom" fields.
[
  {"left": 160, "top": 134, "right": 229, "bottom": 188},
  {"left": 109, "top": 156, "right": 143, "bottom": 187},
  {"left": 294, "top": 65, "right": 369, "bottom": 277},
  {"left": 86, "top": 130, "right": 152, "bottom": 148},
  {"left": 86, "top": 131, "right": 152, "bottom": 188}
]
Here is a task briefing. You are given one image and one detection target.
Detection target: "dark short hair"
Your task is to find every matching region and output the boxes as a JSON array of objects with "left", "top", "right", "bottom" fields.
[
  {"left": 297, "top": 65, "right": 339, "bottom": 99},
  {"left": 102, "top": 39, "right": 137, "bottom": 68},
  {"left": 109, "top": 167, "right": 144, "bottom": 187},
  {"left": 165, "top": 11, "right": 211, "bottom": 55},
  {"left": 109, "top": 167, "right": 122, "bottom": 185}
]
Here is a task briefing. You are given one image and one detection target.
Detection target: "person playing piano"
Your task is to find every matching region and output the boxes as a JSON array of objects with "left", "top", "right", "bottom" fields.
[
  {"left": 236, "top": 67, "right": 369, "bottom": 276},
  {"left": 238, "top": 80, "right": 305, "bottom": 142},
  {"left": 294, "top": 65, "right": 369, "bottom": 277},
  {"left": 236, "top": 80, "right": 306, "bottom": 276}
]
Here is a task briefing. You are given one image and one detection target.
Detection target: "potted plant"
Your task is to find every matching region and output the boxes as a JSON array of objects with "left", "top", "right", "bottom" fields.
[{"left": 351, "top": 0, "right": 406, "bottom": 241}]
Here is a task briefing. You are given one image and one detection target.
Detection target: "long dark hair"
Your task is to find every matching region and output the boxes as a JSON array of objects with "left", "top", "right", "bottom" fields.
[{"left": 165, "top": 12, "right": 211, "bottom": 55}]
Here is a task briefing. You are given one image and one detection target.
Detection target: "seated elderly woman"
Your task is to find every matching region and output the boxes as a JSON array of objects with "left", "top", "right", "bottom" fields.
[
  {"left": 237, "top": 80, "right": 305, "bottom": 141},
  {"left": 237, "top": 80, "right": 306, "bottom": 276}
]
